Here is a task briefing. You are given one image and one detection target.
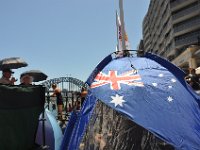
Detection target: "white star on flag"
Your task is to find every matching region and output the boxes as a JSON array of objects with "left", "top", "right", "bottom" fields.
[
  {"left": 171, "top": 78, "right": 176, "bottom": 83},
  {"left": 168, "top": 85, "right": 172, "bottom": 89},
  {"left": 152, "top": 83, "right": 157, "bottom": 87},
  {"left": 167, "top": 96, "right": 173, "bottom": 102},
  {"left": 150, "top": 73, "right": 176, "bottom": 102},
  {"left": 110, "top": 94, "right": 126, "bottom": 107}
]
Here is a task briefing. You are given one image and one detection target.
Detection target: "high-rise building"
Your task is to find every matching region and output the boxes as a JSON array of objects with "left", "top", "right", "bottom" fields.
[{"left": 142, "top": 0, "right": 200, "bottom": 71}]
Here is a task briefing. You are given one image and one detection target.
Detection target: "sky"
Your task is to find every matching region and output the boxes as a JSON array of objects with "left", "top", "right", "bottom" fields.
[{"left": 0, "top": 0, "right": 150, "bottom": 84}]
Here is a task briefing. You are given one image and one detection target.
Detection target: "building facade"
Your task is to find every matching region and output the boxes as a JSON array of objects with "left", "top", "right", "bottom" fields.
[{"left": 142, "top": 0, "right": 200, "bottom": 72}]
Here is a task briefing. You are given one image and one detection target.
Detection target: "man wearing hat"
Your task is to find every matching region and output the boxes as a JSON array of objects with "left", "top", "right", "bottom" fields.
[
  {"left": 19, "top": 74, "right": 33, "bottom": 85},
  {"left": 0, "top": 68, "right": 17, "bottom": 85}
]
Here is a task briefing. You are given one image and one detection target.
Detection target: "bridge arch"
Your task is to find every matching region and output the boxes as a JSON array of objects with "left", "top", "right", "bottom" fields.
[
  {"left": 41, "top": 77, "right": 89, "bottom": 120},
  {"left": 41, "top": 76, "right": 89, "bottom": 92}
]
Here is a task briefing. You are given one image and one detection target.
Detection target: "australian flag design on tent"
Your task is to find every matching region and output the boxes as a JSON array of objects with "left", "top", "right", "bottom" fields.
[
  {"left": 90, "top": 53, "right": 200, "bottom": 150},
  {"left": 91, "top": 70, "right": 144, "bottom": 90},
  {"left": 61, "top": 52, "right": 200, "bottom": 150}
]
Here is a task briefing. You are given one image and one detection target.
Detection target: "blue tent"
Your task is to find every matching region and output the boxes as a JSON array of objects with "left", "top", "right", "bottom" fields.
[
  {"left": 36, "top": 109, "right": 63, "bottom": 150},
  {"left": 61, "top": 51, "right": 200, "bottom": 150}
]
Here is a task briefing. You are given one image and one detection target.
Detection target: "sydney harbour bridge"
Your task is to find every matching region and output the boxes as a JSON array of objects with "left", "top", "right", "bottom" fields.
[
  {"left": 41, "top": 76, "right": 88, "bottom": 91},
  {"left": 40, "top": 76, "right": 89, "bottom": 120}
]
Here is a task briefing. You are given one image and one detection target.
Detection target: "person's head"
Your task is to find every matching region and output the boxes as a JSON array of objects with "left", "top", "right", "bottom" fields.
[
  {"left": 2, "top": 68, "right": 14, "bottom": 79},
  {"left": 81, "top": 87, "right": 87, "bottom": 97},
  {"left": 20, "top": 74, "right": 33, "bottom": 85},
  {"left": 52, "top": 83, "right": 57, "bottom": 89}
]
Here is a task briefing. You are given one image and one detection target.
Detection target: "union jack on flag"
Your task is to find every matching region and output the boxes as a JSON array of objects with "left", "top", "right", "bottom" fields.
[{"left": 90, "top": 70, "right": 144, "bottom": 90}]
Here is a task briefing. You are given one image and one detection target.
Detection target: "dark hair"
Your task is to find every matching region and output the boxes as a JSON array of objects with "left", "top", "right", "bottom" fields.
[{"left": 52, "top": 83, "right": 57, "bottom": 88}]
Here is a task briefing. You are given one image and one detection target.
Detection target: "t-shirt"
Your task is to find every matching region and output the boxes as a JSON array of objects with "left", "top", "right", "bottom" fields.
[{"left": 0, "top": 77, "right": 11, "bottom": 84}]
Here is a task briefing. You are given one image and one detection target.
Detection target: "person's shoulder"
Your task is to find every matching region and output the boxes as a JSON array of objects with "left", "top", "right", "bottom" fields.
[
  {"left": 0, "top": 77, "right": 10, "bottom": 84},
  {"left": 54, "top": 88, "right": 60, "bottom": 93},
  {"left": 0, "top": 78, "right": 3, "bottom": 83},
  {"left": 0, "top": 77, "right": 4, "bottom": 80},
  {"left": 55, "top": 88, "right": 61, "bottom": 92}
]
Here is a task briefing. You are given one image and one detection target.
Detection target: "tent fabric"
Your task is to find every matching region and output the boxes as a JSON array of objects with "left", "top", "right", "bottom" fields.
[
  {"left": 79, "top": 100, "right": 174, "bottom": 150},
  {"left": 61, "top": 52, "right": 200, "bottom": 150},
  {"left": 45, "top": 109, "right": 63, "bottom": 150},
  {"left": 144, "top": 53, "right": 186, "bottom": 85},
  {"left": 90, "top": 53, "right": 200, "bottom": 149},
  {"left": 35, "top": 109, "right": 63, "bottom": 150},
  {"left": 0, "top": 84, "right": 45, "bottom": 150},
  {"left": 60, "top": 90, "right": 98, "bottom": 150},
  {"left": 62, "top": 97, "right": 174, "bottom": 150},
  {"left": 60, "top": 111, "right": 79, "bottom": 150}
]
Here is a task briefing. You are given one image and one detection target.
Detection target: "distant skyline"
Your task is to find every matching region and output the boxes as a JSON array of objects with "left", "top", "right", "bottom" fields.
[{"left": 0, "top": 0, "right": 150, "bottom": 83}]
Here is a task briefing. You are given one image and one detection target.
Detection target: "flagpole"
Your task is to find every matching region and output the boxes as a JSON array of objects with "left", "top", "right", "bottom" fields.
[
  {"left": 119, "top": 0, "right": 126, "bottom": 50},
  {"left": 116, "top": 10, "right": 119, "bottom": 51}
]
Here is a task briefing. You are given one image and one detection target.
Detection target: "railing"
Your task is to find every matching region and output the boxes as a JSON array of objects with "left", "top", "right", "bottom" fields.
[{"left": 45, "top": 93, "right": 83, "bottom": 121}]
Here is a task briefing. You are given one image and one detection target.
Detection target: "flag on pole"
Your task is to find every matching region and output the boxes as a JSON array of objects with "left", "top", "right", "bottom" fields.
[{"left": 116, "top": 11, "right": 130, "bottom": 52}]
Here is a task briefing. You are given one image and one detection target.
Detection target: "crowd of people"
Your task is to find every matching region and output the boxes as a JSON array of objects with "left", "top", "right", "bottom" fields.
[
  {"left": 0, "top": 68, "right": 87, "bottom": 124},
  {"left": 0, "top": 68, "right": 33, "bottom": 85},
  {"left": 1, "top": 66, "right": 200, "bottom": 120},
  {"left": 50, "top": 85, "right": 87, "bottom": 122},
  {"left": 3, "top": 66, "right": 198, "bottom": 117}
]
